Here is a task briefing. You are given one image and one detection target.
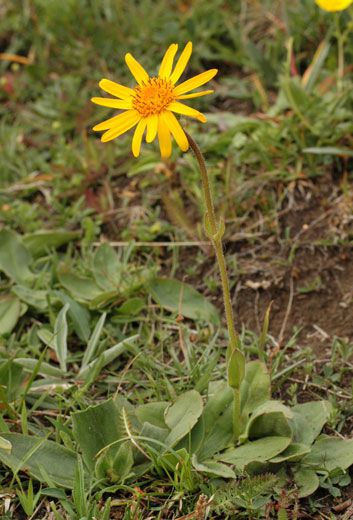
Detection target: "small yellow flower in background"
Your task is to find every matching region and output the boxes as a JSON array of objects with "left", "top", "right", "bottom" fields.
[
  {"left": 315, "top": 0, "right": 353, "bottom": 11},
  {"left": 91, "top": 42, "right": 217, "bottom": 158}
]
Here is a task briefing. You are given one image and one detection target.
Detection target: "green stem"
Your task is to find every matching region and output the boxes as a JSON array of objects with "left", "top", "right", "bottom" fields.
[
  {"left": 233, "top": 389, "right": 242, "bottom": 441},
  {"left": 186, "top": 132, "right": 244, "bottom": 442},
  {"left": 335, "top": 13, "right": 344, "bottom": 90},
  {"left": 186, "top": 132, "right": 238, "bottom": 352}
]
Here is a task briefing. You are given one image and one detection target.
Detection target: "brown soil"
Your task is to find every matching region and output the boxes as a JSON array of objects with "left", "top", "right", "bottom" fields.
[
  {"left": 230, "top": 175, "right": 353, "bottom": 354},
  {"left": 239, "top": 252, "right": 349, "bottom": 341}
]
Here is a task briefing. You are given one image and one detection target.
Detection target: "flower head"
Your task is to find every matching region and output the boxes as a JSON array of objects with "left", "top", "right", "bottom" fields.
[
  {"left": 91, "top": 42, "right": 217, "bottom": 158},
  {"left": 315, "top": 0, "right": 353, "bottom": 11}
]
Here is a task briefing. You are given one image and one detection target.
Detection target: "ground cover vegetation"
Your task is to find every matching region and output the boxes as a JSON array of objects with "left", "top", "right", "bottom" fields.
[{"left": 1, "top": 1, "right": 353, "bottom": 518}]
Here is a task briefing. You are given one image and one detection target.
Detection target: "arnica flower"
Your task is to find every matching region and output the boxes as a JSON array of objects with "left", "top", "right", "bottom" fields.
[
  {"left": 91, "top": 42, "right": 217, "bottom": 158},
  {"left": 315, "top": 0, "right": 353, "bottom": 11}
]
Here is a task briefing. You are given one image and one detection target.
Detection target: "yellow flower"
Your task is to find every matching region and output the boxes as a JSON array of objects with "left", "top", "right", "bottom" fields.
[
  {"left": 91, "top": 42, "right": 217, "bottom": 158},
  {"left": 315, "top": 0, "right": 353, "bottom": 11}
]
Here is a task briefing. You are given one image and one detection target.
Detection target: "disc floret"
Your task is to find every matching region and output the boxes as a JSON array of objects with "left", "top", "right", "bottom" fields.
[{"left": 133, "top": 77, "right": 175, "bottom": 117}]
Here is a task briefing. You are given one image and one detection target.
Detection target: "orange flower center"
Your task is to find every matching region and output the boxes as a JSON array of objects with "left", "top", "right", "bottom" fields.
[{"left": 132, "top": 77, "right": 175, "bottom": 118}]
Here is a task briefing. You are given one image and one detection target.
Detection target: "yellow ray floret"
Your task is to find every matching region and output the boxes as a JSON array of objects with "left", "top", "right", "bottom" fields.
[
  {"left": 91, "top": 42, "right": 217, "bottom": 158},
  {"left": 315, "top": 0, "right": 353, "bottom": 10}
]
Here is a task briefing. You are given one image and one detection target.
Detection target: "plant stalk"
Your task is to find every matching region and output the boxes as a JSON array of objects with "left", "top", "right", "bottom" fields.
[
  {"left": 186, "top": 132, "right": 238, "bottom": 352},
  {"left": 335, "top": 13, "right": 345, "bottom": 90},
  {"left": 186, "top": 132, "right": 243, "bottom": 441}
]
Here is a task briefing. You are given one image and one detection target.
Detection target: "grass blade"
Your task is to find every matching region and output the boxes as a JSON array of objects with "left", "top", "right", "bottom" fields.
[
  {"left": 81, "top": 312, "right": 106, "bottom": 369},
  {"left": 54, "top": 303, "right": 70, "bottom": 372},
  {"left": 79, "top": 334, "right": 139, "bottom": 379}
]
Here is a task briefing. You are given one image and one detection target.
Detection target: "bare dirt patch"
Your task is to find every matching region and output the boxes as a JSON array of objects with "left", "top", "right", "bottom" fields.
[
  {"left": 160, "top": 169, "right": 353, "bottom": 355},
  {"left": 234, "top": 245, "right": 353, "bottom": 351},
  {"left": 230, "top": 172, "right": 353, "bottom": 354}
]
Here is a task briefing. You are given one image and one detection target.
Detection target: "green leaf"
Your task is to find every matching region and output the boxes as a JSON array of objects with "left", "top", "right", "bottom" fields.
[
  {"left": 12, "top": 285, "right": 48, "bottom": 311},
  {"left": 116, "top": 297, "right": 145, "bottom": 316},
  {"left": 81, "top": 312, "right": 106, "bottom": 368},
  {"left": 54, "top": 303, "right": 70, "bottom": 372},
  {"left": 195, "top": 351, "right": 221, "bottom": 393},
  {"left": 0, "top": 230, "right": 33, "bottom": 284},
  {"left": 280, "top": 77, "right": 313, "bottom": 129},
  {"left": 79, "top": 334, "right": 138, "bottom": 379},
  {"left": 199, "top": 409, "right": 233, "bottom": 461},
  {"left": 37, "top": 328, "right": 56, "bottom": 350},
  {"left": 148, "top": 278, "right": 219, "bottom": 324},
  {"left": 164, "top": 390, "right": 203, "bottom": 447},
  {"left": 293, "top": 467, "right": 320, "bottom": 498},
  {"left": 40, "top": 488, "right": 67, "bottom": 500},
  {"left": 56, "top": 291, "right": 91, "bottom": 342},
  {"left": 23, "top": 230, "right": 80, "bottom": 257},
  {"left": 177, "top": 416, "right": 205, "bottom": 455},
  {"left": 0, "top": 360, "right": 25, "bottom": 402},
  {"left": 289, "top": 413, "right": 313, "bottom": 448},
  {"left": 197, "top": 381, "right": 233, "bottom": 461},
  {"left": 303, "top": 146, "right": 353, "bottom": 157},
  {"left": 95, "top": 441, "right": 134, "bottom": 483},
  {"left": 245, "top": 401, "right": 293, "bottom": 441},
  {"left": 157, "top": 448, "right": 190, "bottom": 473},
  {"left": 0, "top": 295, "right": 22, "bottom": 335},
  {"left": 58, "top": 269, "right": 103, "bottom": 302},
  {"left": 227, "top": 348, "right": 245, "bottom": 389},
  {"left": 240, "top": 361, "right": 271, "bottom": 418},
  {"left": 92, "top": 243, "right": 121, "bottom": 291},
  {"left": 140, "top": 422, "right": 169, "bottom": 452},
  {"left": 206, "top": 113, "right": 257, "bottom": 129},
  {"left": 15, "top": 358, "right": 63, "bottom": 378},
  {"left": 89, "top": 290, "right": 121, "bottom": 309},
  {"left": 0, "top": 433, "right": 77, "bottom": 488},
  {"left": 269, "top": 443, "right": 310, "bottom": 463},
  {"left": 72, "top": 398, "right": 128, "bottom": 472},
  {"left": 291, "top": 401, "right": 332, "bottom": 445},
  {"left": 73, "top": 457, "right": 86, "bottom": 518},
  {"left": 203, "top": 381, "right": 232, "bottom": 432},
  {"left": 192, "top": 454, "right": 235, "bottom": 478},
  {"left": 218, "top": 437, "right": 292, "bottom": 470},
  {"left": 301, "top": 436, "right": 353, "bottom": 472},
  {"left": 136, "top": 402, "right": 169, "bottom": 430},
  {"left": 0, "top": 436, "right": 11, "bottom": 451},
  {"left": 301, "top": 40, "right": 330, "bottom": 92}
]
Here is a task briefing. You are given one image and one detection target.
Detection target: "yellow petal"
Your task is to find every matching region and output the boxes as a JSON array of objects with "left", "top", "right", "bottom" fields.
[
  {"left": 99, "top": 79, "right": 134, "bottom": 99},
  {"left": 315, "top": 0, "right": 352, "bottom": 10},
  {"left": 125, "top": 53, "right": 149, "bottom": 85},
  {"left": 168, "top": 101, "right": 206, "bottom": 123},
  {"left": 93, "top": 109, "right": 138, "bottom": 132},
  {"left": 101, "top": 111, "right": 140, "bottom": 142},
  {"left": 146, "top": 114, "right": 158, "bottom": 142},
  {"left": 91, "top": 97, "right": 133, "bottom": 109},
  {"left": 174, "top": 69, "right": 218, "bottom": 95},
  {"left": 163, "top": 111, "right": 189, "bottom": 152},
  {"left": 159, "top": 43, "right": 178, "bottom": 79},
  {"left": 170, "top": 41, "right": 192, "bottom": 85},
  {"left": 93, "top": 113, "right": 127, "bottom": 132},
  {"left": 177, "top": 89, "right": 214, "bottom": 100},
  {"left": 132, "top": 118, "right": 147, "bottom": 157},
  {"left": 158, "top": 116, "right": 172, "bottom": 158}
]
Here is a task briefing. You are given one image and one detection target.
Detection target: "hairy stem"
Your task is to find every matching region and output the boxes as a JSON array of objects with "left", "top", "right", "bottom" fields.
[
  {"left": 186, "top": 132, "right": 243, "bottom": 441},
  {"left": 335, "top": 13, "right": 344, "bottom": 90},
  {"left": 186, "top": 132, "right": 238, "bottom": 351}
]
